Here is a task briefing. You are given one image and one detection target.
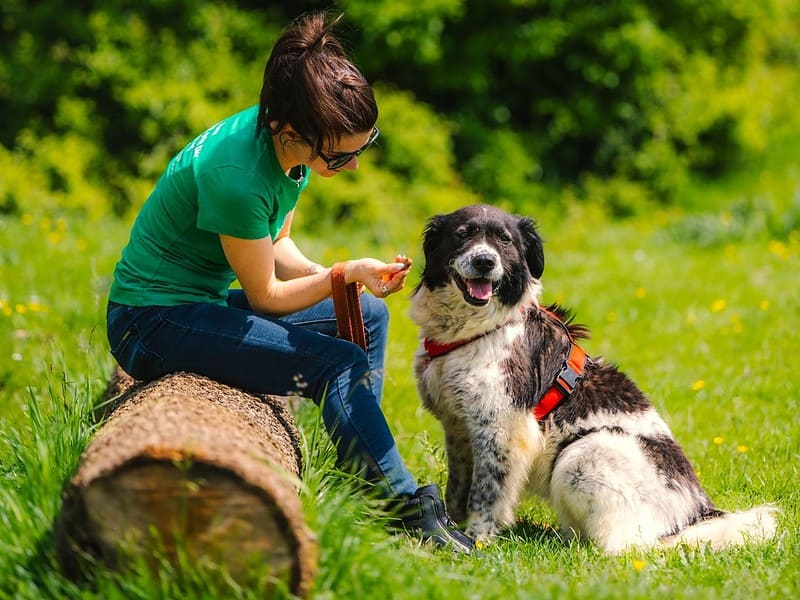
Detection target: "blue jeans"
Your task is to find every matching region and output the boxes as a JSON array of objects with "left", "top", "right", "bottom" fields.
[{"left": 106, "top": 290, "right": 417, "bottom": 498}]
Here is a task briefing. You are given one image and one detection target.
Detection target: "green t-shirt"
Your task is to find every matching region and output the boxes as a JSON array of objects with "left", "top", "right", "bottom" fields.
[{"left": 109, "top": 106, "right": 309, "bottom": 306}]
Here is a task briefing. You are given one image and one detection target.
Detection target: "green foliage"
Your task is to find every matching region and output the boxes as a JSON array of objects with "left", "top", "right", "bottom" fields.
[
  {"left": 1, "top": 1, "right": 282, "bottom": 218},
  {"left": 663, "top": 189, "right": 800, "bottom": 247},
  {"left": 0, "top": 144, "right": 50, "bottom": 216},
  {"left": 344, "top": 0, "right": 465, "bottom": 65},
  {"left": 2, "top": 1, "right": 799, "bottom": 221},
  {"left": 460, "top": 127, "right": 551, "bottom": 214},
  {"left": 346, "top": 0, "right": 800, "bottom": 204}
]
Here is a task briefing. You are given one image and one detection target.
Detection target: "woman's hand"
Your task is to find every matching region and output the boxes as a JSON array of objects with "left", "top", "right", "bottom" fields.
[{"left": 345, "top": 255, "right": 413, "bottom": 298}]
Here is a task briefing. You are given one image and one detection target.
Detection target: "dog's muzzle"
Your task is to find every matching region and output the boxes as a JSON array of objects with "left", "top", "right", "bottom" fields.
[{"left": 452, "top": 247, "right": 503, "bottom": 306}]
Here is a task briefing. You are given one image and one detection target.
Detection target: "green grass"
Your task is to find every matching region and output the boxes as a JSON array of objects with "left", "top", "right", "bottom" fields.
[{"left": 2, "top": 154, "right": 800, "bottom": 598}]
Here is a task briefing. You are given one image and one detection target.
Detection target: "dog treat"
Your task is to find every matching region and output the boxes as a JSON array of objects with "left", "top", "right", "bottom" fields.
[{"left": 382, "top": 254, "right": 412, "bottom": 282}]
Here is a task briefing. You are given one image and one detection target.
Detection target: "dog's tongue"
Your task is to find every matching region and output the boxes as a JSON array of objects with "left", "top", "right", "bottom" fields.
[{"left": 467, "top": 279, "right": 493, "bottom": 300}]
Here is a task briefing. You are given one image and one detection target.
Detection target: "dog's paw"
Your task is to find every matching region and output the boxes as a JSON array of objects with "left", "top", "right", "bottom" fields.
[{"left": 466, "top": 515, "right": 502, "bottom": 542}]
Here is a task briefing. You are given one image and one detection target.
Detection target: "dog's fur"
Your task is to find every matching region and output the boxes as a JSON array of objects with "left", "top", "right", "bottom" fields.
[{"left": 410, "top": 204, "right": 778, "bottom": 552}]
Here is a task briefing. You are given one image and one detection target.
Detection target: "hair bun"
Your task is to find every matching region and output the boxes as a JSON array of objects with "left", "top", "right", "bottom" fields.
[
  {"left": 296, "top": 11, "right": 345, "bottom": 59},
  {"left": 258, "top": 10, "right": 378, "bottom": 145}
]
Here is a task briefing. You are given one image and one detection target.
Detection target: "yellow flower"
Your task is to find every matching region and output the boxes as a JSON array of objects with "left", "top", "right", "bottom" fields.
[
  {"left": 15, "top": 304, "right": 27, "bottom": 314},
  {"left": 26, "top": 301, "right": 46, "bottom": 313},
  {"left": 632, "top": 559, "right": 647, "bottom": 572},
  {"left": 692, "top": 380, "right": 705, "bottom": 391},
  {"left": 21, "top": 213, "right": 34, "bottom": 225},
  {"left": 711, "top": 299, "right": 726, "bottom": 313},
  {"left": 737, "top": 445, "right": 748, "bottom": 453},
  {"left": 759, "top": 299, "right": 770, "bottom": 311},
  {"left": 635, "top": 287, "right": 647, "bottom": 299},
  {"left": 768, "top": 240, "right": 788, "bottom": 259},
  {"left": 713, "top": 436, "right": 724, "bottom": 445}
]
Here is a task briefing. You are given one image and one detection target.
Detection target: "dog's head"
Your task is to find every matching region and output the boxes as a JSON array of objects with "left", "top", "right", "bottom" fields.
[{"left": 415, "top": 204, "right": 544, "bottom": 308}]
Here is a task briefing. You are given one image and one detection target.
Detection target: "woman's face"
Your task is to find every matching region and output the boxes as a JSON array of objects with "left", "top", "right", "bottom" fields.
[{"left": 301, "top": 128, "right": 379, "bottom": 177}]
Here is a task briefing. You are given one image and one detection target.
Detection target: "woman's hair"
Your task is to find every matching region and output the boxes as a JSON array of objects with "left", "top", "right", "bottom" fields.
[{"left": 257, "top": 11, "right": 378, "bottom": 157}]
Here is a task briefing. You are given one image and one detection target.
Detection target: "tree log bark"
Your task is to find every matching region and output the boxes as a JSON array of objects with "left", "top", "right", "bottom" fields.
[{"left": 56, "top": 368, "right": 317, "bottom": 597}]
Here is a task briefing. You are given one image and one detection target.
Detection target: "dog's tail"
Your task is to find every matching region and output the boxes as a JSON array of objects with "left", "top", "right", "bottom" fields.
[{"left": 662, "top": 504, "right": 779, "bottom": 550}]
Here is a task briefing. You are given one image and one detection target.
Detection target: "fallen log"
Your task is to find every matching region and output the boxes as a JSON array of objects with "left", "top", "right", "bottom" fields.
[{"left": 55, "top": 368, "right": 317, "bottom": 597}]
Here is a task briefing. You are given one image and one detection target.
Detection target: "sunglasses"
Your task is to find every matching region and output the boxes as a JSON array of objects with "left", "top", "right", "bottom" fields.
[{"left": 312, "top": 127, "right": 380, "bottom": 170}]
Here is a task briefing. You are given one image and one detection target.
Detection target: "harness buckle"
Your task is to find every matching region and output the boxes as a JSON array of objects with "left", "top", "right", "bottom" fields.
[{"left": 553, "top": 360, "right": 582, "bottom": 395}]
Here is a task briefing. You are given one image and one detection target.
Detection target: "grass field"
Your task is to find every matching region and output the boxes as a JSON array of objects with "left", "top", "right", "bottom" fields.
[{"left": 1, "top": 142, "right": 799, "bottom": 598}]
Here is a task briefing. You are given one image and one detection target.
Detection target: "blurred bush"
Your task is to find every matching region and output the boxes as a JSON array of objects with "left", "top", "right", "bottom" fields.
[
  {"left": 346, "top": 0, "right": 800, "bottom": 214},
  {"left": 1, "top": 1, "right": 798, "bottom": 227},
  {"left": 663, "top": 188, "right": 800, "bottom": 247},
  {"left": 1, "top": 1, "right": 279, "bottom": 219}
]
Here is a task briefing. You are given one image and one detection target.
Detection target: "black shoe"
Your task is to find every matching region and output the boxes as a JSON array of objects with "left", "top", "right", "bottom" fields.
[{"left": 392, "top": 484, "right": 475, "bottom": 554}]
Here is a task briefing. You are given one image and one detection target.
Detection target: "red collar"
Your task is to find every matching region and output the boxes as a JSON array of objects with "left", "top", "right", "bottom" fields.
[
  {"left": 423, "top": 318, "right": 511, "bottom": 359},
  {"left": 423, "top": 306, "right": 535, "bottom": 359},
  {"left": 533, "top": 308, "right": 588, "bottom": 421},
  {"left": 423, "top": 331, "right": 493, "bottom": 358}
]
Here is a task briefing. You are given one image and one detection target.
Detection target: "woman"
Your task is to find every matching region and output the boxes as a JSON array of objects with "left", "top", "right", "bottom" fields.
[{"left": 105, "top": 11, "right": 474, "bottom": 553}]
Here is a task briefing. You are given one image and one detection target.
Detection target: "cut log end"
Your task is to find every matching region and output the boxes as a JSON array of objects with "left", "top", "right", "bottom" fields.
[
  {"left": 58, "top": 369, "right": 317, "bottom": 597},
  {"left": 84, "top": 460, "right": 308, "bottom": 591}
]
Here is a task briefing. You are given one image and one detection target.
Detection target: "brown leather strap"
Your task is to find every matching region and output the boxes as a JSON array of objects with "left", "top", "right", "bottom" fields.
[{"left": 330, "top": 263, "right": 367, "bottom": 352}]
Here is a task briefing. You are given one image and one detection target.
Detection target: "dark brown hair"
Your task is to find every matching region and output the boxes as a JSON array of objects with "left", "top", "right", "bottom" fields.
[{"left": 257, "top": 11, "right": 378, "bottom": 157}]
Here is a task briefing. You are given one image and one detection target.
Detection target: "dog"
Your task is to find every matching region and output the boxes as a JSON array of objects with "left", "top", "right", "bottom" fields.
[{"left": 409, "top": 203, "right": 778, "bottom": 552}]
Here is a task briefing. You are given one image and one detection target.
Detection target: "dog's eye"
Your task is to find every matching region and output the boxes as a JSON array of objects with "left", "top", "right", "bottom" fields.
[
  {"left": 499, "top": 233, "right": 513, "bottom": 245},
  {"left": 456, "top": 226, "right": 472, "bottom": 239}
]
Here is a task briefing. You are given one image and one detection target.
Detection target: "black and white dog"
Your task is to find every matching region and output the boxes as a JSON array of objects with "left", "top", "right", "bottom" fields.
[{"left": 410, "top": 204, "right": 778, "bottom": 552}]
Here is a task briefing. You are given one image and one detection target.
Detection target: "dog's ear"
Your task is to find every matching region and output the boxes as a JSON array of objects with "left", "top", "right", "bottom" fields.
[
  {"left": 518, "top": 217, "right": 544, "bottom": 279},
  {"left": 422, "top": 214, "right": 445, "bottom": 259}
]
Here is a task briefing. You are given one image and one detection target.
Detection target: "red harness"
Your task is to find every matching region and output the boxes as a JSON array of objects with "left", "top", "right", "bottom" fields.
[
  {"left": 531, "top": 310, "right": 588, "bottom": 420},
  {"left": 422, "top": 307, "right": 588, "bottom": 421}
]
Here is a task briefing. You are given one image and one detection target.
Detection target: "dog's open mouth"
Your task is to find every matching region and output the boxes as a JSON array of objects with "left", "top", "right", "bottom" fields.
[{"left": 454, "top": 275, "right": 496, "bottom": 306}]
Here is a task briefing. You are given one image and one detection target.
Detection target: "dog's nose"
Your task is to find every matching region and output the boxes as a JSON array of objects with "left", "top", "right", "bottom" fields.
[{"left": 471, "top": 253, "right": 496, "bottom": 274}]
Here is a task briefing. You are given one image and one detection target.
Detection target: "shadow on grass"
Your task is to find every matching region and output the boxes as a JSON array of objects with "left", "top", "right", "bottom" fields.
[{"left": 505, "top": 517, "right": 565, "bottom": 546}]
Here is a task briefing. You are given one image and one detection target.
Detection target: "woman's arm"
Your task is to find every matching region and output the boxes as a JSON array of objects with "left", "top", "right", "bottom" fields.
[
  {"left": 220, "top": 233, "right": 411, "bottom": 316},
  {"left": 271, "top": 211, "right": 324, "bottom": 280}
]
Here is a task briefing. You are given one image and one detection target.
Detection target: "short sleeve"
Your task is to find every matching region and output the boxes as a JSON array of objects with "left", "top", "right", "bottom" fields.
[{"left": 196, "top": 166, "right": 273, "bottom": 239}]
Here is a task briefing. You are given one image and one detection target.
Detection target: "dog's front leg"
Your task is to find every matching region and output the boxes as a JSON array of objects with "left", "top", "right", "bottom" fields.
[
  {"left": 443, "top": 426, "right": 472, "bottom": 523},
  {"left": 466, "top": 426, "right": 517, "bottom": 541}
]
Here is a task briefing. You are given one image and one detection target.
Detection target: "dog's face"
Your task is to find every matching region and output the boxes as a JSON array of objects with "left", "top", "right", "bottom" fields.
[{"left": 417, "top": 204, "right": 544, "bottom": 308}]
